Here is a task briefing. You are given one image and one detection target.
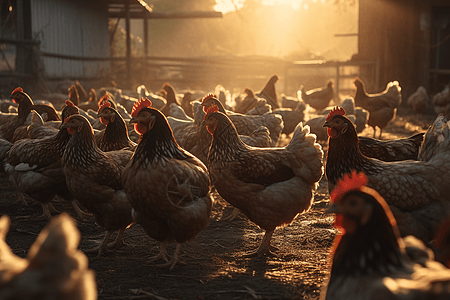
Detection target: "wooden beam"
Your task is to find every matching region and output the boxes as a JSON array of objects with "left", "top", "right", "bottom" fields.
[{"left": 108, "top": 11, "right": 222, "bottom": 19}]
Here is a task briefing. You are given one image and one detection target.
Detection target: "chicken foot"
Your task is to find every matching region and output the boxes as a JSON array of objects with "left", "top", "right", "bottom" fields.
[
  {"left": 85, "top": 231, "right": 113, "bottom": 257},
  {"left": 148, "top": 240, "right": 170, "bottom": 264},
  {"left": 107, "top": 228, "right": 127, "bottom": 249},
  {"left": 71, "top": 201, "right": 91, "bottom": 220},
  {"left": 221, "top": 207, "right": 241, "bottom": 221},
  {"left": 156, "top": 243, "right": 186, "bottom": 271},
  {"left": 243, "top": 229, "right": 276, "bottom": 257}
]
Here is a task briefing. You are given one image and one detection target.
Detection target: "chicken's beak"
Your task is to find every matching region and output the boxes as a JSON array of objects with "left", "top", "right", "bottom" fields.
[
  {"left": 129, "top": 117, "right": 138, "bottom": 124},
  {"left": 325, "top": 203, "right": 341, "bottom": 214},
  {"left": 323, "top": 121, "right": 331, "bottom": 128}
]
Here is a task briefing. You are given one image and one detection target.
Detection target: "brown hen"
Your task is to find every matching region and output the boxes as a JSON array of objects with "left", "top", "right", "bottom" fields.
[
  {"left": 354, "top": 78, "right": 402, "bottom": 138},
  {"left": 323, "top": 107, "right": 450, "bottom": 242},
  {"left": 301, "top": 80, "right": 334, "bottom": 112},
  {"left": 204, "top": 105, "right": 323, "bottom": 256},
  {"left": 324, "top": 172, "right": 450, "bottom": 300},
  {"left": 0, "top": 213, "right": 97, "bottom": 300},
  {"left": 122, "top": 98, "right": 212, "bottom": 270},
  {"left": 201, "top": 95, "right": 283, "bottom": 146},
  {"left": 10, "top": 87, "right": 61, "bottom": 122},
  {"left": 61, "top": 114, "right": 134, "bottom": 256}
]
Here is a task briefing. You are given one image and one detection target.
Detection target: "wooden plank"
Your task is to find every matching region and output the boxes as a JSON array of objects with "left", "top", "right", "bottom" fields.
[{"left": 108, "top": 11, "right": 222, "bottom": 19}]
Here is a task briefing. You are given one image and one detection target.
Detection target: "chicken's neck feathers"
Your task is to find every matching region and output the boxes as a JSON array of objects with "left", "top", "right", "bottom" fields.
[
  {"left": 132, "top": 118, "right": 191, "bottom": 166},
  {"left": 98, "top": 113, "right": 133, "bottom": 151},
  {"left": 330, "top": 212, "right": 410, "bottom": 283},
  {"left": 208, "top": 116, "right": 250, "bottom": 164},
  {"left": 325, "top": 125, "right": 376, "bottom": 189},
  {"left": 64, "top": 124, "right": 105, "bottom": 167}
]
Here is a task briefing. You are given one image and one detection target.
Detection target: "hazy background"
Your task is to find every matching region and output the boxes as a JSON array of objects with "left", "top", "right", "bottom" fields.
[{"left": 114, "top": 0, "right": 358, "bottom": 62}]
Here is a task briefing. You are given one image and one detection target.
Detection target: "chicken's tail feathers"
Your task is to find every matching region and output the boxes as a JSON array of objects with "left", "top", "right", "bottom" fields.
[
  {"left": 418, "top": 114, "right": 450, "bottom": 162},
  {"left": 287, "top": 123, "right": 324, "bottom": 185}
]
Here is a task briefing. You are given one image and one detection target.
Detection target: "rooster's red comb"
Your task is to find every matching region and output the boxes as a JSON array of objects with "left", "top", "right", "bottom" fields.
[
  {"left": 65, "top": 100, "right": 75, "bottom": 107},
  {"left": 326, "top": 106, "right": 346, "bottom": 121},
  {"left": 97, "top": 100, "right": 111, "bottom": 112},
  {"left": 11, "top": 87, "right": 23, "bottom": 95},
  {"left": 98, "top": 94, "right": 110, "bottom": 107},
  {"left": 131, "top": 97, "right": 152, "bottom": 117},
  {"left": 201, "top": 93, "right": 217, "bottom": 103},
  {"left": 204, "top": 104, "right": 219, "bottom": 119},
  {"left": 331, "top": 171, "right": 368, "bottom": 204}
]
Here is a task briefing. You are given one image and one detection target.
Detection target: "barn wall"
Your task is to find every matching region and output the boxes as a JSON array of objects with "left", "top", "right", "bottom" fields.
[
  {"left": 358, "top": 0, "right": 450, "bottom": 98},
  {"left": 31, "top": 0, "right": 110, "bottom": 78}
]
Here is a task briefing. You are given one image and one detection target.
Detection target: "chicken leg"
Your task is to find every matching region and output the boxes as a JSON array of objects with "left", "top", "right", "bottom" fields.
[
  {"left": 244, "top": 229, "right": 276, "bottom": 257},
  {"left": 156, "top": 243, "right": 186, "bottom": 271},
  {"left": 148, "top": 240, "right": 170, "bottom": 264}
]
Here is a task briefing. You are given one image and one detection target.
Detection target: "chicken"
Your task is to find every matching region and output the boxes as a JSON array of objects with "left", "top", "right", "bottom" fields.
[
  {"left": 0, "top": 213, "right": 97, "bottom": 300},
  {"left": 61, "top": 114, "right": 134, "bottom": 256},
  {"left": 137, "top": 84, "right": 167, "bottom": 111},
  {"left": 68, "top": 84, "right": 80, "bottom": 106},
  {"left": 235, "top": 88, "right": 259, "bottom": 114},
  {"left": 245, "top": 98, "right": 272, "bottom": 116},
  {"left": 256, "top": 74, "right": 279, "bottom": 109},
  {"left": 169, "top": 103, "right": 193, "bottom": 121},
  {"left": 122, "top": 98, "right": 212, "bottom": 270},
  {"left": 203, "top": 104, "right": 323, "bottom": 256},
  {"left": 358, "top": 132, "right": 424, "bottom": 162},
  {"left": 433, "top": 83, "right": 450, "bottom": 119},
  {"left": 160, "top": 83, "right": 181, "bottom": 117},
  {"left": 0, "top": 88, "right": 39, "bottom": 142},
  {"left": 75, "top": 80, "right": 88, "bottom": 103},
  {"left": 273, "top": 100, "right": 306, "bottom": 136},
  {"left": 180, "top": 91, "right": 194, "bottom": 118},
  {"left": 96, "top": 100, "right": 136, "bottom": 152},
  {"left": 27, "top": 100, "right": 80, "bottom": 140},
  {"left": 323, "top": 107, "right": 450, "bottom": 242},
  {"left": 408, "top": 86, "right": 429, "bottom": 114},
  {"left": 281, "top": 93, "right": 302, "bottom": 110},
  {"left": 354, "top": 78, "right": 402, "bottom": 138},
  {"left": 3, "top": 102, "right": 85, "bottom": 220},
  {"left": 301, "top": 80, "right": 334, "bottom": 112},
  {"left": 324, "top": 171, "right": 450, "bottom": 300},
  {"left": 77, "top": 88, "right": 98, "bottom": 112},
  {"left": 201, "top": 94, "right": 284, "bottom": 146},
  {"left": 171, "top": 99, "right": 272, "bottom": 165},
  {"left": 11, "top": 87, "right": 60, "bottom": 122}
]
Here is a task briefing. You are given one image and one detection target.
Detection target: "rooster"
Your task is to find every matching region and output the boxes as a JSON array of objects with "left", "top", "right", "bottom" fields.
[
  {"left": 203, "top": 105, "right": 323, "bottom": 256},
  {"left": 96, "top": 100, "right": 136, "bottom": 152},
  {"left": 10, "top": 87, "right": 61, "bottom": 122},
  {"left": 122, "top": 98, "right": 212, "bottom": 270},
  {"left": 201, "top": 95, "right": 283, "bottom": 146},
  {"left": 0, "top": 213, "right": 97, "bottom": 300},
  {"left": 301, "top": 80, "right": 334, "bottom": 112},
  {"left": 61, "top": 114, "right": 134, "bottom": 256},
  {"left": 323, "top": 107, "right": 450, "bottom": 242},
  {"left": 354, "top": 78, "right": 402, "bottom": 138},
  {"left": 324, "top": 171, "right": 450, "bottom": 300}
]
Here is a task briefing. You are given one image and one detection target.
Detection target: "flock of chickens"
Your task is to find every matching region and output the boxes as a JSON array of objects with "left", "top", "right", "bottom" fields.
[{"left": 0, "top": 74, "right": 450, "bottom": 299}]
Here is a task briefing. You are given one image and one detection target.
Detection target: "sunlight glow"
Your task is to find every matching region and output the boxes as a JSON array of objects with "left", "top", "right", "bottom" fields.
[{"left": 214, "top": 0, "right": 245, "bottom": 14}]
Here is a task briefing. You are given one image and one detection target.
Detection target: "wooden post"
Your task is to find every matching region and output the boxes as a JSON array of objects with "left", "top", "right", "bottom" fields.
[
  {"left": 16, "top": 0, "right": 25, "bottom": 76},
  {"left": 125, "top": 0, "right": 132, "bottom": 90},
  {"left": 143, "top": 8, "right": 148, "bottom": 74}
]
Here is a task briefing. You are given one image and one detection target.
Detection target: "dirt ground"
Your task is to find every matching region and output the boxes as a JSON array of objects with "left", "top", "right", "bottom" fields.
[{"left": 1, "top": 108, "right": 435, "bottom": 300}]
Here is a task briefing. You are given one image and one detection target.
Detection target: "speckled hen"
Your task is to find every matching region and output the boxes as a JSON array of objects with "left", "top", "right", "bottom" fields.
[
  {"left": 122, "top": 98, "right": 212, "bottom": 270},
  {"left": 323, "top": 107, "right": 450, "bottom": 242},
  {"left": 204, "top": 105, "right": 323, "bottom": 256},
  {"left": 61, "top": 114, "right": 134, "bottom": 256}
]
